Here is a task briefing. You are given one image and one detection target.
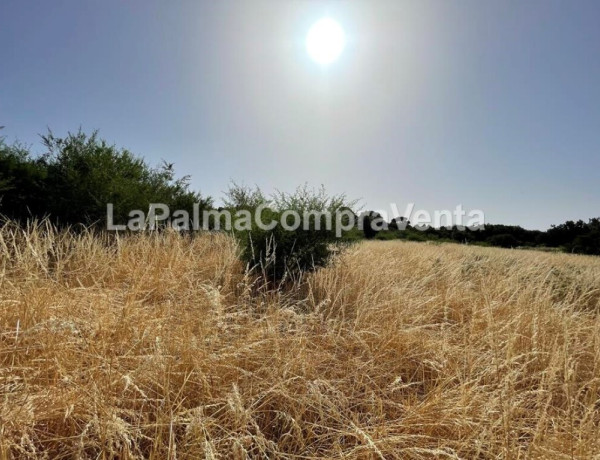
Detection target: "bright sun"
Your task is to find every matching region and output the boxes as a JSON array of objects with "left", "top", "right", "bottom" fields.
[{"left": 306, "top": 18, "right": 346, "bottom": 65}]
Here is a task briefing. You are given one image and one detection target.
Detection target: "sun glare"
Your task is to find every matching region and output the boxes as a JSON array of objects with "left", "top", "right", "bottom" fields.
[{"left": 306, "top": 18, "right": 346, "bottom": 65}]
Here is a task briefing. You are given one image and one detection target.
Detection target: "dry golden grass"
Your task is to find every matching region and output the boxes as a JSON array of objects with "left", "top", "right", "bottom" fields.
[{"left": 1, "top": 221, "right": 600, "bottom": 459}]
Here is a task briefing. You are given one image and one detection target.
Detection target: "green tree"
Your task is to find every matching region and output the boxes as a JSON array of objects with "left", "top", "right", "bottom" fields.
[
  {"left": 0, "top": 129, "right": 212, "bottom": 228},
  {"left": 41, "top": 130, "right": 212, "bottom": 227},
  {"left": 0, "top": 138, "right": 48, "bottom": 221}
]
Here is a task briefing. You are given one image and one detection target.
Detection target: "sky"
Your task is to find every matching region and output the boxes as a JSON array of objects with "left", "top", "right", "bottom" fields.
[{"left": 1, "top": 0, "right": 599, "bottom": 230}]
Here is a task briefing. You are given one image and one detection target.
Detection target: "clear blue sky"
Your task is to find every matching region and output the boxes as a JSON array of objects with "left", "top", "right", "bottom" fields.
[{"left": 1, "top": 0, "right": 599, "bottom": 229}]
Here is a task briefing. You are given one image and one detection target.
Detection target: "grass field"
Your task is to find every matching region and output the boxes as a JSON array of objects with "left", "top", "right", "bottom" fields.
[{"left": 1, "top": 222, "right": 600, "bottom": 459}]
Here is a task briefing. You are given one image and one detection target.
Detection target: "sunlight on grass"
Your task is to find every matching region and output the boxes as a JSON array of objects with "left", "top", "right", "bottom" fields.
[{"left": 1, "top": 221, "right": 599, "bottom": 457}]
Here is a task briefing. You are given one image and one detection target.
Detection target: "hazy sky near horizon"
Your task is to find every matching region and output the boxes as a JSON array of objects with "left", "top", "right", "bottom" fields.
[{"left": 1, "top": 0, "right": 599, "bottom": 230}]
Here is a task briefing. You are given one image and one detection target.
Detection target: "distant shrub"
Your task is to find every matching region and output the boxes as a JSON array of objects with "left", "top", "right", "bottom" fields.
[
  {"left": 571, "top": 230, "right": 600, "bottom": 255},
  {"left": 405, "top": 231, "right": 428, "bottom": 242},
  {"left": 488, "top": 233, "right": 520, "bottom": 248},
  {"left": 361, "top": 211, "right": 386, "bottom": 239},
  {"left": 375, "top": 230, "right": 398, "bottom": 241}
]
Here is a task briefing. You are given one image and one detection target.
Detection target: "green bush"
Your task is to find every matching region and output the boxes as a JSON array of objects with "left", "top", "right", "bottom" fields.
[
  {"left": 571, "top": 230, "right": 600, "bottom": 255},
  {"left": 225, "top": 183, "right": 356, "bottom": 283},
  {"left": 0, "top": 139, "right": 48, "bottom": 220},
  {"left": 405, "top": 231, "right": 428, "bottom": 242},
  {"left": 488, "top": 233, "right": 520, "bottom": 248},
  {"left": 375, "top": 230, "right": 398, "bottom": 241},
  {"left": 361, "top": 211, "right": 385, "bottom": 239},
  {"left": 0, "top": 130, "right": 212, "bottom": 228}
]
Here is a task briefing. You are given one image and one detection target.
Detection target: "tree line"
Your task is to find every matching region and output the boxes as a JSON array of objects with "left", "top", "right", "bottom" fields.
[{"left": 361, "top": 213, "right": 600, "bottom": 256}]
